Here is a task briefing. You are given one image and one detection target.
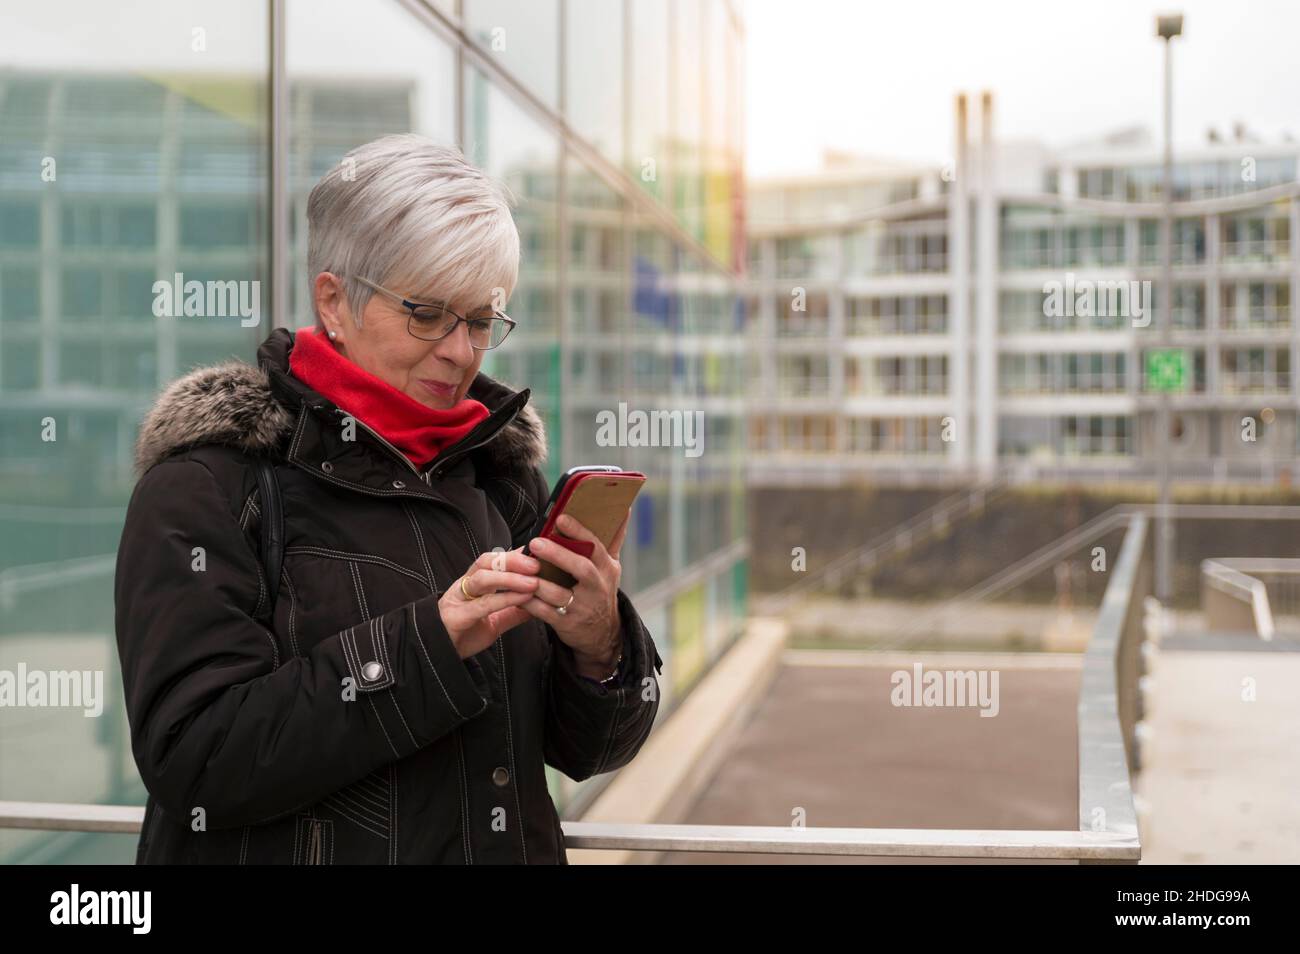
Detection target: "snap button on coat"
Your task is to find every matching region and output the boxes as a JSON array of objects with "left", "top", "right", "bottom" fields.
[
  {"left": 492, "top": 767, "right": 510, "bottom": 786},
  {"left": 362, "top": 661, "right": 383, "bottom": 681}
]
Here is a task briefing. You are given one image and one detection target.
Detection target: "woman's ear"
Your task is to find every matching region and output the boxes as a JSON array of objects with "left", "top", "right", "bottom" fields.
[{"left": 313, "top": 272, "right": 350, "bottom": 343}]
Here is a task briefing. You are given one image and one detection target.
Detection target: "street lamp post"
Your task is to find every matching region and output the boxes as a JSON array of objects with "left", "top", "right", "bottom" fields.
[{"left": 1155, "top": 13, "right": 1182, "bottom": 605}]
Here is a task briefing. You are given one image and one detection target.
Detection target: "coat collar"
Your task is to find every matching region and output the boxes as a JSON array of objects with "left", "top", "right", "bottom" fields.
[{"left": 133, "top": 327, "right": 548, "bottom": 484}]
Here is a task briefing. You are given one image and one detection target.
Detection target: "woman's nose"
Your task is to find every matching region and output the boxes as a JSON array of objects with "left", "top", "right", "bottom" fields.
[{"left": 433, "top": 321, "right": 475, "bottom": 366}]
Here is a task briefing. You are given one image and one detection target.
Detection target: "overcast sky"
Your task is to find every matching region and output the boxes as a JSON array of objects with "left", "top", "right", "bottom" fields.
[
  {"left": 744, "top": 0, "right": 1300, "bottom": 177},
  {"left": 7, "top": 1, "right": 1296, "bottom": 182}
]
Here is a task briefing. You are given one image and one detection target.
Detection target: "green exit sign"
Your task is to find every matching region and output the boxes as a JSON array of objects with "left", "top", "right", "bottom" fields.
[{"left": 1146, "top": 348, "right": 1187, "bottom": 393}]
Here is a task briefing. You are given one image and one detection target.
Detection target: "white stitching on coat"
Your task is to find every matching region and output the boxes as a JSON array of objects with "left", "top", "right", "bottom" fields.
[
  {"left": 320, "top": 793, "right": 387, "bottom": 838},
  {"left": 286, "top": 545, "right": 429, "bottom": 587},
  {"left": 455, "top": 729, "right": 472, "bottom": 864},
  {"left": 349, "top": 561, "right": 370, "bottom": 620},
  {"left": 366, "top": 694, "right": 400, "bottom": 757},
  {"left": 279, "top": 567, "right": 301, "bottom": 657},
  {"left": 400, "top": 502, "right": 439, "bottom": 592},
  {"left": 495, "top": 639, "right": 527, "bottom": 864},
  {"left": 389, "top": 762, "right": 398, "bottom": 865},
  {"left": 409, "top": 603, "right": 476, "bottom": 720}
]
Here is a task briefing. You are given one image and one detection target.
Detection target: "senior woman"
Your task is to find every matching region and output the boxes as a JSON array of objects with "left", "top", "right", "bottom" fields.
[{"left": 114, "top": 134, "right": 662, "bottom": 865}]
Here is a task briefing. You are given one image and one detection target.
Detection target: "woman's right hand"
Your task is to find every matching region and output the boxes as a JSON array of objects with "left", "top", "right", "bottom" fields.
[{"left": 439, "top": 547, "right": 542, "bottom": 659}]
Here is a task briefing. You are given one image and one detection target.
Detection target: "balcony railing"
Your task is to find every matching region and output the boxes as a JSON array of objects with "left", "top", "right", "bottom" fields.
[
  {"left": 775, "top": 318, "right": 831, "bottom": 338},
  {"left": 1220, "top": 308, "right": 1292, "bottom": 332},
  {"left": 846, "top": 317, "right": 949, "bottom": 336},
  {"left": 846, "top": 376, "right": 949, "bottom": 397},
  {"left": 850, "top": 252, "right": 948, "bottom": 275},
  {"left": 1137, "top": 243, "right": 1206, "bottom": 266},
  {"left": 1220, "top": 240, "right": 1291, "bottom": 265},
  {"left": 1220, "top": 371, "right": 1291, "bottom": 394},
  {"left": 775, "top": 375, "right": 832, "bottom": 398}
]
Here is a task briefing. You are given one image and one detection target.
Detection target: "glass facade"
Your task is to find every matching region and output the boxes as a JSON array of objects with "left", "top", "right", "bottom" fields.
[{"left": 0, "top": 0, "right": 746, "bottom": 862}]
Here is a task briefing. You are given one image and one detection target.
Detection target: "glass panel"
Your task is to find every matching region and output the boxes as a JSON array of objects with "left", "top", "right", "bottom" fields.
[
  {"left": 464, "top": 64, "right": 561, "bottom": 479},
  {"left": 566, "top": 150, "right": 627, "bottom": 427},
  {"left": 565, "top": 0, "right": 623, "bottom": 166},
  {"left": 629, "top": 0, "right": 670, "bottom": 204},
  {"left": 0, "top": 0, "right": 270, "bottom": 865},
  {"left": 464, "top": 0, "right": 559, "bottom": 110},
  {"left": 702, "top": 0, "right": 735, "bottom": 267},
  {"left": 1, "top": 0, "right": 747, "bottom": 849},
  {"left": 286, "top": 0, "right": 456, "bottom": 328},
  {"left": 672, "top": 0, "right": 704, "bottom": 242}
]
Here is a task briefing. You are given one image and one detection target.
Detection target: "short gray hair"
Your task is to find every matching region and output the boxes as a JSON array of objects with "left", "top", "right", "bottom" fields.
[{"left": 306, "top": 134, "right": 520, "bottom": 330}]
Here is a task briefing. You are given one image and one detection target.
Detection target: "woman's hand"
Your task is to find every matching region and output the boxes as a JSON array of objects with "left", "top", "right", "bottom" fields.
[
  {"left": 440, "top": 547, "right": 542, "bottom": 659},
  {"left": 520, "top": 511, "right": 631, "bottom": 680}
]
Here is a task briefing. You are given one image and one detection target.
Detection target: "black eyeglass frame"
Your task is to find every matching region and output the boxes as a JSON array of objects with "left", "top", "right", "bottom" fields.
[{"left": 353, "top": 275, "right": 516, "bottom": 349}]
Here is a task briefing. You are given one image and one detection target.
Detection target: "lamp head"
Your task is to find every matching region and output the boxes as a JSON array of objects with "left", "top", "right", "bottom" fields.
[{"left": 1156, "top": 13, "right": 1183, "bottom": 39}]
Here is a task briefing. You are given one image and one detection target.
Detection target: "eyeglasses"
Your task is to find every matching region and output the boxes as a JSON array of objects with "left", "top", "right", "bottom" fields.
[{"left": 353, "top": 276, "right": 516, "bottom": 349}]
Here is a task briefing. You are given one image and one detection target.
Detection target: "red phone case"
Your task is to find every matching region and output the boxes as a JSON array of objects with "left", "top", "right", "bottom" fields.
[
  {"left": 533, "top": 471, "right": 644, "bottom": 582},
  {"left": 542, "top": 533, "right": 596, "bottom": 559}
]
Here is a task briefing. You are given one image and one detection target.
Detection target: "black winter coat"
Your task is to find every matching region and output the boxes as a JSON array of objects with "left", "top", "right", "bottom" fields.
[{"left": 114, "top": 327, "right": 662, "bottom": 864}]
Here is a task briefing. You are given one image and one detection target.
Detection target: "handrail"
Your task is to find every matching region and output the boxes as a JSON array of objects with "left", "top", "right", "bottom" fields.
[
  {"left": 1200, "top": 556, "right": 1300, "bottom": 640},
  {"left": 879, "top": 504, "right": 1134, "bottom": 651},
  {"left": 768, "top": 500, "right": 1300, "bottom": 654},
  {"left": 0, "top": 803, "right": 1138, "bottom": 860},
  {"left": 750, "top": 460, "right": 1300, "bottom": 488},
  {"left": 1077, "top": 513, "right": 1148, "bottom": 853},
  {"left": 760, "top": 477, "right": 1011, "bottom": 614},
  {"left": 1202, "top": 559, "right": 1276, "bottom": 639},
  {"left": 562, "top": 823, "right": 1137, "bottom": 859},
  {"left": 0, "top": 801, "right": 144, "bottom": 834}
]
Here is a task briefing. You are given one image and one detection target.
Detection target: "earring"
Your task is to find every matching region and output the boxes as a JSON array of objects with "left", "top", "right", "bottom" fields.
[{"left": 328, "top": 330, "right": 337, "bottom": 340}]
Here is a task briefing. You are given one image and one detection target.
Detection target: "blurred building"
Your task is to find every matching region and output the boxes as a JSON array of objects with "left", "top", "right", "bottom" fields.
[
  {"left": 746, "top": 95, "right": 1300, "bottom": 486},
  {"left": 0, "top": 0, "right": 745, "bottom": 862}
]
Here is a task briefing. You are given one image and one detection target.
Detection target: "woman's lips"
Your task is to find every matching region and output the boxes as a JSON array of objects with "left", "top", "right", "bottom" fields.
[{"left": 420, "top": 379, "right": 456, "bottom": 398}]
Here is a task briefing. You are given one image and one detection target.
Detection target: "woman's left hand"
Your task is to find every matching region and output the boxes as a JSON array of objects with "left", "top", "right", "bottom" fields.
[{"left": 522, "top": 511, "right": 630, "bottom": 677}]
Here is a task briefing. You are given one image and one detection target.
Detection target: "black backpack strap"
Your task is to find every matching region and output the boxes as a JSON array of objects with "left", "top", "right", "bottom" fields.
[{"left": 253, "top": 457, "right": 284, "bottom": 624}]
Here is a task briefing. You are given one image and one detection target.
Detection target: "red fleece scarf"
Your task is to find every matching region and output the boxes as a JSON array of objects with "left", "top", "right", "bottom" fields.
[{"left": 288, "top": 326, "right": 490, "bottom": 469}]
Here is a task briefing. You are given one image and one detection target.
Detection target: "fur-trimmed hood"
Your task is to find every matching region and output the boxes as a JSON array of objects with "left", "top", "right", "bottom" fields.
[{"left": 133, "top": 328, "right": 547, "bottom": 479}]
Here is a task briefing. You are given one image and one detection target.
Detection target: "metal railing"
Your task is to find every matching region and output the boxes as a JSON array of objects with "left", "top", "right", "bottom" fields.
[
  {"left": 878, "top": 504, "right": 1133, "bottom": 652},
  {"left": 748, "top": 458, "right": 1300, "bottom": 489},
  {"left": 1078, "top": 513, "right": 1150, "bottom": 845},
  {"left": 0, "top": 803, "right": 1136, "bottom": 861},
  {"left": 756, "top": 476, "right": 1012, "bottom": 615},
  {"left": 1202, "top": 557, "right": 1300, "bottom": 639},
  {"left": 0, "top": 515, "right": 1148, "bottom": 863}
]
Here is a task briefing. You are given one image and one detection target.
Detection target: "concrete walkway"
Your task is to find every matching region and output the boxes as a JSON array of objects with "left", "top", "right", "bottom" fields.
[
  {"left": 1136, "top": 644, "right": 1300, "bottom": 863},
  {"left": 660, "top": 651, "right": 1083, "bottom": 864}
]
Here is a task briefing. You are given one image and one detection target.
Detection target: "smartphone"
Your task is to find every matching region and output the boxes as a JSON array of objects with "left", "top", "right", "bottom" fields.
[{"left": 522, "top": 466, "right": 647, "bottom": 587}]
